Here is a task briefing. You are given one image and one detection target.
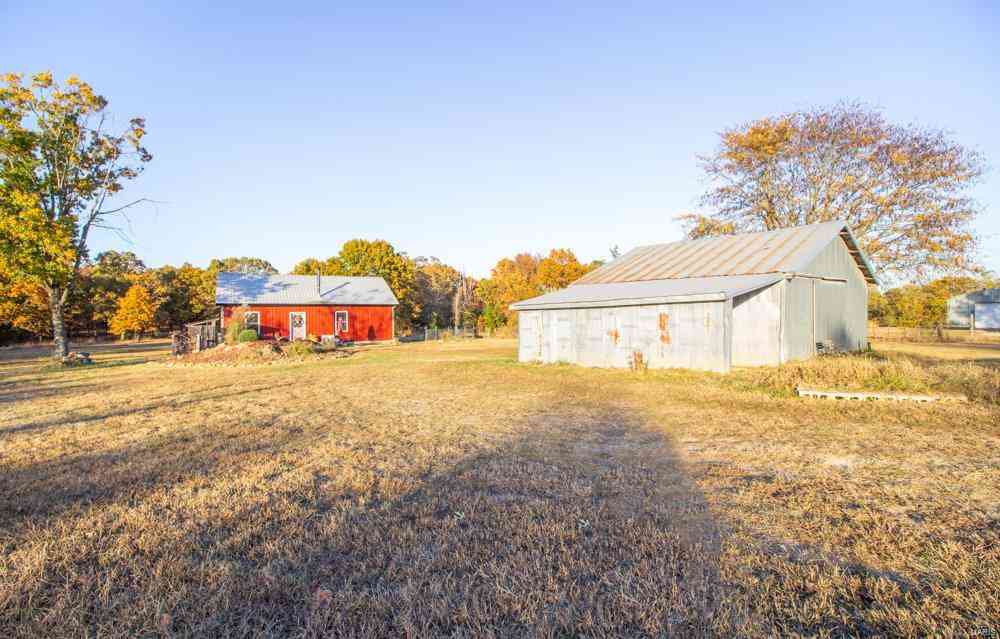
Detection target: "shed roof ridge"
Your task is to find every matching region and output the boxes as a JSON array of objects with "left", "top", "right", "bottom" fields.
[{"left": 569, "top": 219, "right": 876, "bottom": 286}]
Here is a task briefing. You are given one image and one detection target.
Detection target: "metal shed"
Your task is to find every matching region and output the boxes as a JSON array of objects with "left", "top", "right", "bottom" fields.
[
  {"left": 947, "top": 288, "right": 1000, "bottom": 329},
  {"left": 510, "top": 221, "right": 877, "bottom": 373}
]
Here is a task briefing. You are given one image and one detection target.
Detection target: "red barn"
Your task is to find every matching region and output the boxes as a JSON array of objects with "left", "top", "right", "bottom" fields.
[{"left": 216, "top": 272, "right": 398, "bottom": 342}]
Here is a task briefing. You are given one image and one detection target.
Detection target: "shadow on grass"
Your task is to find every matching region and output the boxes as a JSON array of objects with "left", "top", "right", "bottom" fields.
[
  {"left": 0, "top": 400, "right": 726, "bottom": 638},
  {"left": 0, "top": 378, "right": 101, "bottom": 405},
  {"left": 276, "top": 413, "right": 725, "bottom": 638},
  {"left": 0, "top": 385, "right": 270, "bottom": 436},
  {"left": 34, "top": 356, "right": 155, "bottom": 375},
  {"left": 2, "top": 373, "right": 964, "bottom": 637},
  {"left": 0, "top": 339, "right": 172, "bottom": 363},
  {"left": 0, "top": 385, "right": 304, "bottom": 534}
]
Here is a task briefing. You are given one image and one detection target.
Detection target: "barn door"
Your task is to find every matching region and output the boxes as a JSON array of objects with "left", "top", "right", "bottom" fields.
[{"left": 289, "top": 312, "right": 307, "bottom": 340}]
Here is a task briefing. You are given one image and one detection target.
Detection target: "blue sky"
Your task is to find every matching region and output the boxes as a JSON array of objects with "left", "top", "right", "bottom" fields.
[{"left": 3, "top": 1, "right": 998, "bottom": 279}]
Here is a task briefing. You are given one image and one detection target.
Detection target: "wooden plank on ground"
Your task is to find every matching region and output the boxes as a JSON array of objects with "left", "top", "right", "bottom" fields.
[{"left": 796, "top": 386, "right": 967, "bottom": 403}]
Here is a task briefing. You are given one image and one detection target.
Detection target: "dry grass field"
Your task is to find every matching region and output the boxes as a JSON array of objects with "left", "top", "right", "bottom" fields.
[{"left": 1, "top": 338, "right": 998, "bottom": 637}]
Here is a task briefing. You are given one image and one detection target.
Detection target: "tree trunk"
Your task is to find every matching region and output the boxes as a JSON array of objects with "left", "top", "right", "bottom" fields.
[{"left": 49, "top": 288, "right": 70, "bottom": 360}]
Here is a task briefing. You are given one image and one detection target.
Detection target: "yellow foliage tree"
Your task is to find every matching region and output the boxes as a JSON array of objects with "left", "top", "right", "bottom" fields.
[
  {"left": 109, "top": 284, "right": 159, "bottom": 341},
  {"left": 0, "top": 275, "right": 51, "bottom": 337},
  {"left": 293, "top": 239, "right": 419, "bottom": 332},
  {"left": 0, "top": 72, "right": 152, "bottom": 358},
  {"left": 876, "top": 276, "right": 996, "bottom": 328},
  {"left": 535, "top": 249, "right": 595, "bottom": 292},
  {"left": 683, "top": 102, "right": 986, "bottom": 281},
  {"left": 478, "top": 249, "right": 597, "bottom": 327}
]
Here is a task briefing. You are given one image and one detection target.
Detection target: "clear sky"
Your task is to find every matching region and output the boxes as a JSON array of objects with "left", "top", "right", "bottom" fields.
[{"left": 3, "top": 1, "right": 998, "bottom": 279}]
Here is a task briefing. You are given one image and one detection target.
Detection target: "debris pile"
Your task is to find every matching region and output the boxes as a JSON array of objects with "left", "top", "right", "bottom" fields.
[
  {"left": 61, "top": 351, "right": 94, "bottom": 367},
  {"left": 170, "top": 340, "right": 350, "bottom": 366}
]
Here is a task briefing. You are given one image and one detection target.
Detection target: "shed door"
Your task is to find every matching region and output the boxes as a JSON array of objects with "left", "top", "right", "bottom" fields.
[
  {"left": 974, "top": 303, "right": 1000, "bottom": 329},
  {"left": 551, "top": 310, "right": 573, "bottom": 362},
  {"left": 814, "top": 279, "right": 848, "bottom": 350},
  {"left": 289, "top": 312, "right": 307, "bottom": 340}
]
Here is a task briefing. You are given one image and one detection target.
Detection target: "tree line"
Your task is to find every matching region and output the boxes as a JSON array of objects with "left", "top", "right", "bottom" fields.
[
  {"left": 870, "top": 276, "right": 998, "bottom": 329},
  {"left": 0, "top": 241, "right": 601, "bottom": 344},
  {"left": 2, "top": 72, "right": 992, "bottom": 358}
]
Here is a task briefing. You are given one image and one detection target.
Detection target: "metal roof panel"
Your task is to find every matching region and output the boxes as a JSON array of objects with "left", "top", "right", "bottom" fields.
[
  {"left": 574, "top": 220, "right": 877, "bottom": 285},
  {"left": 510, "top": 274, "right": 784, "bottom": 310},
  {"left": 215, "top": 273, "right": 399, "bottom": 306}
]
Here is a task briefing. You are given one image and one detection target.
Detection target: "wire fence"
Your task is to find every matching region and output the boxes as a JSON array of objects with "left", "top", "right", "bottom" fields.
[
  {"left": 399, "top": 327, "right": 478, "bottom": 342},
  {"left": 869, "top": 325, "right": 1000, "bottom": 343}
]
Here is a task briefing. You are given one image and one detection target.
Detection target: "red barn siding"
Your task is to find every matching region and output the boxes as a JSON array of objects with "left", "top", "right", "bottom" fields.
[{"left": 221, "top": 305, "right": 394, "bottom": 341}]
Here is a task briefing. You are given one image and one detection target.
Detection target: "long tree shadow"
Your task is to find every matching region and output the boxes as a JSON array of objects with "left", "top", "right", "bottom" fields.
[
  {"left": 321, "top": 419, "right": 721, "bottom": 637},
  {"left": 0, "top": 399, "right": 726, "bottom": 638},
  {"left": 6, "top": 370, "right": 970, "bottom": 637},
  {"left": 177, "top": 405, "right": 724, "bottom": 637}
]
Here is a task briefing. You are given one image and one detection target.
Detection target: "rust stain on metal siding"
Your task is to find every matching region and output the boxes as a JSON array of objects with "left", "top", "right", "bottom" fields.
[
  {"left": 607, "top": 329, "right": 620, "bottom": 345},
  {"left": 658, "top": 313, "right": 671, "bottom": 344}
]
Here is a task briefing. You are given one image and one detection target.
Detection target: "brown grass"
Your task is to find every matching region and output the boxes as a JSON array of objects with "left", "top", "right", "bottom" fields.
[
  {"left": 733, "top": 344, "right": 1000, "bottom": 405},
  {"left": 1, "top": 339, "right": 998, "bottom": 637}
]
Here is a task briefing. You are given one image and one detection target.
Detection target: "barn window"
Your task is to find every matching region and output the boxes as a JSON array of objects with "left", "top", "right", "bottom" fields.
[
  {"left": 244, "top": 311, "right": 260, "bottom": 336},
  {"left": 335, "top": 310, "right": 349, "bottom": 333}
]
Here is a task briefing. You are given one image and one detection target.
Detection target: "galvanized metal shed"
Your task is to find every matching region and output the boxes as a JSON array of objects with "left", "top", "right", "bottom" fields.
[
  {"left": 510, "top": 221, "right": 877, "bottom": 373},
  {"left": 947, "top": 288, "right": 1000, "bottom": 329}
]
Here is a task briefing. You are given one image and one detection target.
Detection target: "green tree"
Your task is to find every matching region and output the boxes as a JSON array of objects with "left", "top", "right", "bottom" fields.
[
  {"left": 481, "top": 304, "right": 506, "bottom": 335},
  {"left": 0, "top": 72, "right": 151, "bottom": 359},
  {"left": 88, "top": 250, "right": 146, "bottom": 329},
  {"left": 328, "top": 239, "right": 418, "bottom": 332},
  {"left": 683, "top": 103, "right": 986, "bottom": 281},
  {"left": 207, "top": 257, "right": 277, "bottom": 275},
  {"left": 867, "top": 289, "right": 894, "bottom": 326},
  {"left": 884, "top": 285, "right": 932, "bottom": 328},
  {"left": 290, "top": 258, "right": 326, "bottom": 275},
  {"left": 148, "top": 264, "right": 215, "bottom": 329},
  {"left": 876, "top": 276, "right": 996, "bottom": 328},
  {"left": 414, "top": 257, "right": 462, "bottom": 328},
  {"left": 290, "top": 256, "right": 345, "bottom": 276}
]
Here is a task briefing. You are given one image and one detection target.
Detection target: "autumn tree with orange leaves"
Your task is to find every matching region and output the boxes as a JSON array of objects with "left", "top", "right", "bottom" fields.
[
  {"left": 109, "top": 283, "right": 159, "bottom": 341},
  {"left": 681, "top": 103, "right": 986, "bottom": 282},
  {"left": 478, "top": 249, "right": 598, "bottom": 328}
]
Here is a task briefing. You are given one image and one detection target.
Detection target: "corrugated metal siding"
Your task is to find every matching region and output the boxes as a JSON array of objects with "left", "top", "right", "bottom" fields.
[
  {"left": 222, "top": 305, "right": 394, "bottom": 341},
  {"left": 815, "top": 280, "right": 849, "bottom": 348},
  {"left": 517, "top": 301, "right": 730, "bottom": 373},
  {"left": 517, "top": 223, "right": 873, "bottom": 372},
  {"left": 804, "top": 238, "right": 869, "bottom": 351},
  {"left": 778, "top": 238, "right": 868, "bottom": 361},
  {"left": 782, "top": 278, "right": 815, "bottom": 362},
  {"left": 732, "top": 282, "right": 781, "bottom": 366}
]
